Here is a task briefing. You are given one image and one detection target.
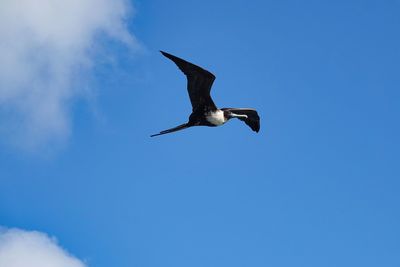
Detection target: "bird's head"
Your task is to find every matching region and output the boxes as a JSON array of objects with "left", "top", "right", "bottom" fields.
[
  {"left": 223, "top": 110, "right": 234, "bottom": 120},
  {"left": 225, "top": 110, "right": 248, "bottom": 120}
]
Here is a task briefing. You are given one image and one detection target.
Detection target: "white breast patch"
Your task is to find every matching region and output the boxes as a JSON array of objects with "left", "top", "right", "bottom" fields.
[{"left": 206, "top": 110, "right": 226, "bottom": 126}]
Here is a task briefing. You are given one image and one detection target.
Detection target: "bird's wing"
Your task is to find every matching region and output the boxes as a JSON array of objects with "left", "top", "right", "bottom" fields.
[
  {"left": 160, "top": 51, "right": 217, "bottom": 111},
  {"left": 223, "top": 108, "right": 260, "bottom": 132}
]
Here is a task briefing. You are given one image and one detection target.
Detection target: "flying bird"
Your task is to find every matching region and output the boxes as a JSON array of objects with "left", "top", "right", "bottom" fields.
[{"left": 151, "top": 51, "right": 260, "bottom": 137}]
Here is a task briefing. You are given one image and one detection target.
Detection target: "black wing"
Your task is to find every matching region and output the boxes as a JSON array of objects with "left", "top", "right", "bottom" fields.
[
  {"left": 160, "top": 51, "right": 217, "bottom": 111},
  {"left": 222, "top": 108, "right": 260, "bottom": 132}
]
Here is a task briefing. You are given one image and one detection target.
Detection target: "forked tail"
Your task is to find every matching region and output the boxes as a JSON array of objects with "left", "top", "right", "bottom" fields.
[{"left": 150, "top": 123, "right": 190, "bottom": 137}]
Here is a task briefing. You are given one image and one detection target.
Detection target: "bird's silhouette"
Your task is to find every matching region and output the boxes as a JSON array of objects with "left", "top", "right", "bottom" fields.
[{"left": 151, "top": 51, "right": 260, "bottom": 137}]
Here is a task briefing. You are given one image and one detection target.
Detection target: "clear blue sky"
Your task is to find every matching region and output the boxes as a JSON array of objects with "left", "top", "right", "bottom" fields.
[{"left": 1, "top": 0, "right": 400, "bottom": 266}]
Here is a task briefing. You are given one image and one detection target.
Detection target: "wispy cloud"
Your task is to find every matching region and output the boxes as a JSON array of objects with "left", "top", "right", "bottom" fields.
[
  {"left": 0, "top": 0, "right": 137, "bottom": 150},
  {"left": 0, "top": 227, "right": 86, "bottom": 267}
]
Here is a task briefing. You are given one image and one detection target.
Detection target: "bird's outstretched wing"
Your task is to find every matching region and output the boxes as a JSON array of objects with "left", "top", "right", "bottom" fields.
[
  {"left": 222, "top": 108, "right": 260, "bottom": 132},
  {"left": 160, "top": 51, "right": 217, "bottom": 111}
]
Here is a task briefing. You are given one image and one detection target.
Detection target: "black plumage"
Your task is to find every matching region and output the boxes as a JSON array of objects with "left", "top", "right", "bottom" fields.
[{"left": 151, "top": 51, "right": 260, "bottom": 137}]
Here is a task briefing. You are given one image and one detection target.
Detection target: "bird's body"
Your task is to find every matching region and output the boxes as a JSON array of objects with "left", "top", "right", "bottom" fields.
[
  {"left": 151, "top": 51, "right": 260, "bottom": 137},
  {"left": 205, "top": 110, "right": 226, "bottom": 126}
]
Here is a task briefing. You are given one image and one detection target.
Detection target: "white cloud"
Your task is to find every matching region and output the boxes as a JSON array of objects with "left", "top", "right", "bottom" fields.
[
  {"left": 0, "top": 228, "right": 86, "bottom": 267},
  {"left": 0, "top": 0, "right": 137, "bottom": 150}
]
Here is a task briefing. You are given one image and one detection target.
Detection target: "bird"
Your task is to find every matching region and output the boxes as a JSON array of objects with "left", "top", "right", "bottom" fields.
[{"left": 151, "top": 51, "right": 260, "bottom": 137}]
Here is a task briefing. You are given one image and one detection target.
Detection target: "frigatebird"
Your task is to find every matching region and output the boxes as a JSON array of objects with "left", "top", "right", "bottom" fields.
[{"left": 151, "top": 51, "right": 260, "bottom": 137}]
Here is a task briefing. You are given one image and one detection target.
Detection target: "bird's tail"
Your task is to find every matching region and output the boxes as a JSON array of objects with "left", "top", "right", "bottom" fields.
[{"left": 150, "top": 123, "right": 190, "bottom": 137}]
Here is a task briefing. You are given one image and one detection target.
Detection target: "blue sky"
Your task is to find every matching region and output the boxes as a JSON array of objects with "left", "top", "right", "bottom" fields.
[{"left": 1, "top": 0, "right": 400, "bottom": 266}]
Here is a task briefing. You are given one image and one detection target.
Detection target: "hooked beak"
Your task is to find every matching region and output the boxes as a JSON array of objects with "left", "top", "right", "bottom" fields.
[{"left": 230, "top": 112, "right": 248, "bottom": 119}]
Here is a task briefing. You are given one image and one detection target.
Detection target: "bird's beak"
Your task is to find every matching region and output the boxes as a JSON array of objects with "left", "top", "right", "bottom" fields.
[{"left": 230, "top": 113, "right": 248, "bottom": 119}]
